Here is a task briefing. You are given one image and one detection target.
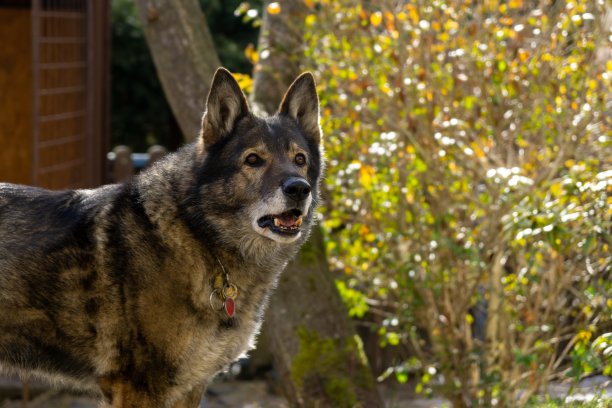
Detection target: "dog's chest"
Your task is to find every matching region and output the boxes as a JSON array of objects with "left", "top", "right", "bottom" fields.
[{"left": 174, "top": 269, "right": 273, "bottom": 387}]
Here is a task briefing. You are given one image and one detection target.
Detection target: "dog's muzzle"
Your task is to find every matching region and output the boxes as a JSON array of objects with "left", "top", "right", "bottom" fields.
[{"left": 252, "top": 177, "right": 312, "bottom": 243}]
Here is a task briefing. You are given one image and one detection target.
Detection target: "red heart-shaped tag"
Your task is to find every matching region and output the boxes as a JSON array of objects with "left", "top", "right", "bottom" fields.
[{"left": 225, "top": 297, "right": 235, "bottom": 318}]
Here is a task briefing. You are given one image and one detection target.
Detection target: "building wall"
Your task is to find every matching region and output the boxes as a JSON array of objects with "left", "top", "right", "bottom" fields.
[
  {"left": 0, "top": 8, "right": 33, "bottom": 185},
  {"left": 0, "top": 1, "right": 110, "bottom": 189}
]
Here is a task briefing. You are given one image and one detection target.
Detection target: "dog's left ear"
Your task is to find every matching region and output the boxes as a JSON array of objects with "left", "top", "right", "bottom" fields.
[
  {"left": 278, "top": 73, "right": 321, "bottom": 145},
  {"left": 201, "top": 68, "right": 250, "bottom": 146}
]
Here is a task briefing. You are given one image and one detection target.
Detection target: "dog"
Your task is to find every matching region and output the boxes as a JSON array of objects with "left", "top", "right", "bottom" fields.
[{"left": 0, "top": 68, "right": 323, "bottom": 407}]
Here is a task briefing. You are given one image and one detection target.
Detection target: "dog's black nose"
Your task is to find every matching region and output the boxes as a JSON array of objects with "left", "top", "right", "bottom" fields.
[{"left": 282, "top": 177, "right": 311, "bottom": 202}]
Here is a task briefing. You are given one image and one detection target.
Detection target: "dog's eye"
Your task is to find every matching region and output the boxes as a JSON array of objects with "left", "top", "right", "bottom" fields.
[
  {"left": 245, "top": 153, "right": 263, "bottom": 167},
  {"left": 295, "top": 153, "right": 306, "bottom": 166}
]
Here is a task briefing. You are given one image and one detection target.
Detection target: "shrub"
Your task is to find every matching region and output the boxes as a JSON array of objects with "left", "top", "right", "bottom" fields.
[{"left": 304, "top": 0, "right": 611, "bottom": 406}]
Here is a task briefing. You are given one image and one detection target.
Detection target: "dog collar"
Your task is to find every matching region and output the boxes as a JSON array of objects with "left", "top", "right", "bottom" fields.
[{"left": 209, "top": 257, "right": 239, "bottom": 318}]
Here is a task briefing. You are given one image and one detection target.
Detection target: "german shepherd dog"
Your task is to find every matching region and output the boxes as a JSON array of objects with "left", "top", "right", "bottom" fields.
[{"left": 0, "top": 68, "right": 323, "bottom": 407}]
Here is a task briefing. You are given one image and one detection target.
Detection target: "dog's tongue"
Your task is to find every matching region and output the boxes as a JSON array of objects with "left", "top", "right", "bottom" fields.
[{"left": 277, "top": 212, "right": 297, "bottom": 227}]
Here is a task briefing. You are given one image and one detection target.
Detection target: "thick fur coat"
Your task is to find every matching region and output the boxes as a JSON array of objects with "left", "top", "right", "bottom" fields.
[{"left": 0, "top": 69, "right": 323, "bottom": 407}]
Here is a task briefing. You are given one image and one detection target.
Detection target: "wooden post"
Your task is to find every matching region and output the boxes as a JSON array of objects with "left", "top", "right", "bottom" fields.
[
  {"left": 112, "top": 145, "right": 133, "bottom": 182},
  {"left": 147, "top": 145, "right": 168, "bottom": 166}
]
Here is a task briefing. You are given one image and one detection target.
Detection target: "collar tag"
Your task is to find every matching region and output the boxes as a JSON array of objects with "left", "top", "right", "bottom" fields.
[{"left": 209, "top": 259, "right": 239, "bottom": 317}]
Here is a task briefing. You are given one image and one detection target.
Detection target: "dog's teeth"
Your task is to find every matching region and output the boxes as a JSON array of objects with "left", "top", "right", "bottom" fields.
[
  {"left": 296, "top": 217, "right": 303, "bottom": 227},
  {"left": 274, "top": 218, "right": 280, "bottom": 227}
]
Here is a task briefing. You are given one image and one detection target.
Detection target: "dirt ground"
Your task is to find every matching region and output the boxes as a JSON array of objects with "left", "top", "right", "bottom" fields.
[{"left": 0, "top": 375, "right": 609, "bottom": 408}]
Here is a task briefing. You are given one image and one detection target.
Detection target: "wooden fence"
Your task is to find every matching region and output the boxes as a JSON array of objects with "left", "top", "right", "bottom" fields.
[{"left": 106, "top": 145, "right": 167, "bottom": 183}]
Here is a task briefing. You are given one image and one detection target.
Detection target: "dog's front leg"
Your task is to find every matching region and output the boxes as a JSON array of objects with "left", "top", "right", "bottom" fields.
[
  {"left": 99, "top": 376, "right": 159, "bottom": 408},
  {"left": 170, "top": 382, "right": 206, "bottom": 408}
]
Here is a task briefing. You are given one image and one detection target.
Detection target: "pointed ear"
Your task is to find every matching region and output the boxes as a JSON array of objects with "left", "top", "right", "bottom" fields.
[
  {"left": 278, "top": 72, "right": 321, "bottom": 145},
  {"left": 201, "top": 68, "right": 250, "bottom": 145}
]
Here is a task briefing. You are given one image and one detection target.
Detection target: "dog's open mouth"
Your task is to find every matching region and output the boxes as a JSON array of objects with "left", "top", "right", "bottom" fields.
[{"left": 257, "top": 209, "right": 303, "bottom": 236}]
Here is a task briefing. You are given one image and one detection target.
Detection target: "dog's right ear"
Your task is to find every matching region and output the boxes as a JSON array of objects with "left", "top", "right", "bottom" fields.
[
  {"left": 200, "top": 68, "right": 250, "bottom": 146},
  {"left": 278, "top": 72, "right": 321, "bottom": 145}
]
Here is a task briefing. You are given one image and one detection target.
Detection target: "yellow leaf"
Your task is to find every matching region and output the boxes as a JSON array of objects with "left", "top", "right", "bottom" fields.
[
  {"left": 359, "top": 224, "right": 370, "bottom": 237},
  {"left": 370, "top": 11, "right": 383, "bottom": 27},
  {"left": 244, "top": 43, "right": 258, "bottom": 64},
  {"left": 303, "top": 0, "right": 315, "bottom": 9},
  {"left": 305, "top": 14, "right": 316, "bottom": 26},
  {"left": 359, "top": 165, "right": 375, "bottom": 189},
  {"left": 541, "top": 53, "right": 554, "bottom": 62},
  {"left": 465, "top": 314, "right": 474, "bottom": 324},
  {"left": 407, "top": 6, "right": 419, "bottom": 25},
  {"left": 471, "top": 142, "right": 485, "bottom": 159},
  {"left": 444, "top": 20, "right": 458, "bottom": 31},
  {"left": 438, "top": 32, "right": 450, "bottom": 42},
  {"left": 384, "top": 11, "right": 395, "bottom": 24},
  {"left": 576, "top": 329, "right": 592, "bottom": 343},
  {"left": 517, "top": 137, "right": 528, "bottom": 148},
  {"left": 232, "top": 73, "right": 253, "bottom": 94},
  {"left": 550, "top": 182, "right": 562, "bottom": 197},
  {"left": 267, "top": 2, "right": 281, "bottom": 15}
]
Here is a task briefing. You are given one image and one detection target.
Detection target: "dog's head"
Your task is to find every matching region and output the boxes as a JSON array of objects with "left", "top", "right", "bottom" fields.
[{"left": 195, "top": 68, "right": 323, "bottom": 255}]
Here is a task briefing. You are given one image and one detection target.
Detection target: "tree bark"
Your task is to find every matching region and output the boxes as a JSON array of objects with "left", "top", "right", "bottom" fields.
[
  {"left": 135, "top": 1, "right": 383, "bottom": 406},
  {"left": 133, "top": 0, "right": 221, "bottom": 141}
]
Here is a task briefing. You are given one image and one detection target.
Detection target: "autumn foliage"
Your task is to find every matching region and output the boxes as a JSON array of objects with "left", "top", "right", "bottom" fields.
[{"left": 303, "top": 0, "right": 611, "bottom": 406}]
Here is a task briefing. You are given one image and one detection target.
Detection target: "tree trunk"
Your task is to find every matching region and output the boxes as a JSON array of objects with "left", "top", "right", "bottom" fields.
[
  {"left": 253, "top": 2, "right": 383, "bottom": 407},
  {"left": 133, "top": 0, "right": 220, "bottom": 141},
  {"left": 250, "top": 0, "right": 308, "bottom": 114},
  {"left": 135, "top": 1, "right": 383, "bottom": 406},
  {"left": 264, "top": 231, "right": 382, "bottom": 407}
]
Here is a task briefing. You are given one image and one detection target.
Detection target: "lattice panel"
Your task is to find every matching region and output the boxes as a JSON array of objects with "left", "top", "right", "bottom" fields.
[{"left": 32, "top": 0, "right": 93, "bottom": 189}]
